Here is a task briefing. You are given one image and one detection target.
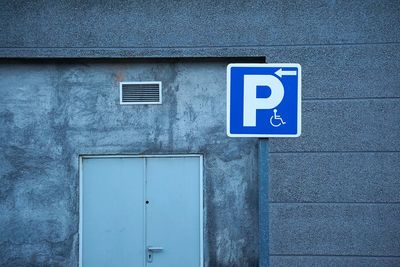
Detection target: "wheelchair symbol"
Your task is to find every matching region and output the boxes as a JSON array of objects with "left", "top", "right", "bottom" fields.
[{"left": 270, "top": 109, "right": 286, "bottom": 127}]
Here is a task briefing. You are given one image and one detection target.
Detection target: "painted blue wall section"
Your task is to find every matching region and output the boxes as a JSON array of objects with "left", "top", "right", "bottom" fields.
[{"left": 0, "top": 0, "right": 400, "bottom": 266}]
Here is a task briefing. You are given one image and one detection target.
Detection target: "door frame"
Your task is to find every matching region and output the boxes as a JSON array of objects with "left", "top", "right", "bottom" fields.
[{"left": 79, "top": 154, "right": 204, "bottom": 267}]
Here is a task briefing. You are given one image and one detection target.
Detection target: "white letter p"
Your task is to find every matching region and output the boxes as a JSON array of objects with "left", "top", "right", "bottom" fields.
[{"left": 243, "top": 75, "right": 284, "bottom": 127}]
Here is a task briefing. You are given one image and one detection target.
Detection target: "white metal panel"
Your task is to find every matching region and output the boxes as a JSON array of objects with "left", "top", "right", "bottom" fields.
[
  {"left": 79, "top": 155, "right": 203, "bottom": 267},
  {"left": 145, "top": 156, "right": 202, "bottom": 266},
  {"left": 81, "top": 157, "right": 145, "bottom": 267}
]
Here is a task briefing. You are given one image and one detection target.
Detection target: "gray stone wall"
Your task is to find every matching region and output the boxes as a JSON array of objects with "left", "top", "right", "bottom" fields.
[
  {"left": 0, "top": 0, "right": 399, "bottom": 266},
  {"left": 266, "top": 44, "right": 400, "bottom": 266},
  {"left": 1, "top": 1, "right": 399, "bottom": 58}
]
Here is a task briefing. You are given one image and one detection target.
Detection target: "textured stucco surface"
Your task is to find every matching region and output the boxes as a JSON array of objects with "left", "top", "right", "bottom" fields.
[
  {"left": 270, "top": 204, "right": 400, "bottom": 255},
  {"left": 0, "top": 0, "right": 399, "bottom": 58},
  {"left": 266, "top": 42, "right": 400, "bottom": 267},
  {"left": 0, "top": 61, "right": 259, "bottom": 266},
  {"left": 270, "top": 152, "right": 400, "bottom": 202},
  {"left": 269, "top": 256, "right": 400, "bottom": 267},
  {"left": 1, "top": 0, "right": 400, "bottom": 266},
  {"left": 266, "top": 43, "right": 400, "bottom": 266}
]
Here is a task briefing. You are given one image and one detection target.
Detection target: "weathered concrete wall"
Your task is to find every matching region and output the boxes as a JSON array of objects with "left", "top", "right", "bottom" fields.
[
  {"left": 0, "top": 60, "right": 259, "bottom": 266},
  {"left": 1, "top": 0, "right": 400, "bottom": 266},
  {"left": 266, "top": 44, "right": 400, "bottom": 266},
  {"left": 0, "top": 0, "right": 399, "bottom": 58}
]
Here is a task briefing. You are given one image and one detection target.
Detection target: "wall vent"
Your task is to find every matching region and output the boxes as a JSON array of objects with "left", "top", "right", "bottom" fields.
[{"left": 120, "top": 82, "right": 162, "bottom": 105}]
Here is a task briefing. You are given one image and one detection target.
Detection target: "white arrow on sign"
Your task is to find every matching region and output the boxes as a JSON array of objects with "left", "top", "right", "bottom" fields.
[{"left": 275, "top": 68, "right": 297, "bottom": 78}]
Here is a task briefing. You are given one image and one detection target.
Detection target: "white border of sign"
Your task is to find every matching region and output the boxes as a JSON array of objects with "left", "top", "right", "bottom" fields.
[{"left": 227, "top": 63, "right": 302, "bottom": 138}]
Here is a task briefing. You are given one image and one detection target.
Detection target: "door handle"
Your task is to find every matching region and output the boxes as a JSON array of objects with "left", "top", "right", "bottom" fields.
[
  {"left": 147, "top": 246, "right": 164, "bottom": 252},
  {"left": 147, "top": 246, "right": 164, "bottom": 263}
]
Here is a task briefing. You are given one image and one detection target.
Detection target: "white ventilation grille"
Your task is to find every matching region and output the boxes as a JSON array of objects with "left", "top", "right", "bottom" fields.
[{"left": 120, "top": 82, "right": 162, "bottom": 104}]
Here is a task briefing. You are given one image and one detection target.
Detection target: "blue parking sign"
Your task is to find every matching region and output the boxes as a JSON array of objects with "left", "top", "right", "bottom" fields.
[{"left": 227, "top": 63, "right": 301, "bottom": 137}]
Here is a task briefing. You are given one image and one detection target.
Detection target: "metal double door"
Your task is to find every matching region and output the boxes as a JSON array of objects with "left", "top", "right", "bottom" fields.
[{"left": 80, "top": 156, "right": 202, "bottom": 267}]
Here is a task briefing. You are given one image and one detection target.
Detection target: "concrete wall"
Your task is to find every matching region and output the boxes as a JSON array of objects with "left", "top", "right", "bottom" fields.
[
  {"left": 0, "top": 60, "right": 259, "bottom": 266},
  {"left": 0, "top": 0, "right": 399, "bottom": 266},
  {"left": 266, "top": 44, "right": 400, "bottom": 266},
  {"left": 1, "top": 0, "right": 399, "bottom": 58}
]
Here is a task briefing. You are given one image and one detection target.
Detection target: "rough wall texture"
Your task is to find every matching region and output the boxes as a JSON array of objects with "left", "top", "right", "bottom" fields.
[
  {"left": 266, "top": 43, "right": 400, "bottom": 266},
  {"left": 0, "top": 0, "right": 399, "bottom": 58},
  {"left": 0, "top": 61, "right": 259, "bottom": 266},
  {"left": 0, "top": 0, "right": 400, "bottom": 266}
]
